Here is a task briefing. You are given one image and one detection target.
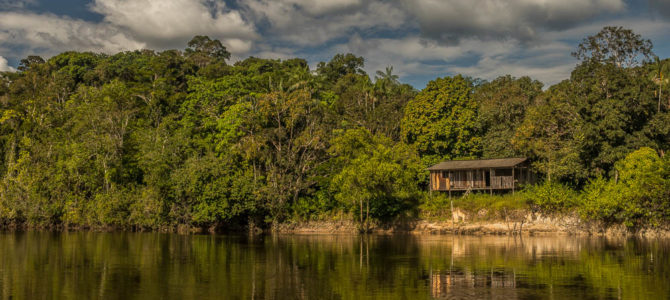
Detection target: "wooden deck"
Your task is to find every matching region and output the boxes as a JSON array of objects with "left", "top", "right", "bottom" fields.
[{"left": 429, "top": 164, "right": 535, "bottom": 192}]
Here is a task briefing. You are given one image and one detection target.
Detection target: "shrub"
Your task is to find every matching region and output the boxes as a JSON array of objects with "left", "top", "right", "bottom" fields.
[
  {"left": 579, "top": 147, "right": 670, "bottom": 228},
  {"left": 523, "top": 181, "right": 578, "bottom": 213},
  {"left": 420, "top": 192, "right": 527, "bottom": 221}
]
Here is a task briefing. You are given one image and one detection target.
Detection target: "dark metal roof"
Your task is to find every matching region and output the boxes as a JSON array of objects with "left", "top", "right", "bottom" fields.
[{"left": 427, "top": 157, "right": 527, "bottom": 171}]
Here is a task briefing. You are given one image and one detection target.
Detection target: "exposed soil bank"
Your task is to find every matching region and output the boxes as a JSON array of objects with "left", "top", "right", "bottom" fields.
[
  {"left": 4, "top": 210, "right": 670, "bottom": 238},
  {"left": 274, "top": 211, "right": 670, "bottom": 238}
]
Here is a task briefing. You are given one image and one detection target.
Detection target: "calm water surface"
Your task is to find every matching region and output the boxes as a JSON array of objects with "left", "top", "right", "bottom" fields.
[{"left": 1, "top": 232, "right": 669, "bottom": 299}]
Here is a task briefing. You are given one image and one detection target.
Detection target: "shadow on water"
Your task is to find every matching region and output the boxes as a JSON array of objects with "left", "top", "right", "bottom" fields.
[{"left": 1, "top": 231, "right": 669, "bottom": 299}]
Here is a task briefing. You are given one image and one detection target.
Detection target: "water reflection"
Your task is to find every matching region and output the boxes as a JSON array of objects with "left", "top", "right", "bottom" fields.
[{"left": 0, "top": 232, "right": 668, "bottom": 299}]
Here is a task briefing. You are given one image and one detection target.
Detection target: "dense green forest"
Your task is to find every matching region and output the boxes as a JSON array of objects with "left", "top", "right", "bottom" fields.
[{"left": 0, "top": 27, "right": 668, "bottom": 231}]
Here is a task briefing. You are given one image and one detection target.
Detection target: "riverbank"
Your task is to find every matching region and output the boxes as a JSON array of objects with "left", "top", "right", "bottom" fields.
[
  {"left": 3, "top": 210, "right": 670, "bottom": 238},
  {"left": 274, "top": 211, "right": 670, "bottom": 238}
]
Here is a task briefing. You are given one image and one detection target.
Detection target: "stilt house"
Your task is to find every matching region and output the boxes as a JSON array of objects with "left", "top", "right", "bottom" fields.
[{"left": 427, "top": 158, "right": 535, "bottom": 193}]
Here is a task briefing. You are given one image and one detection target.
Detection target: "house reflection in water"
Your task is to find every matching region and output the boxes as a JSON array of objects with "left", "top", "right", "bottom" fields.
[{"left": 430, "top": 268, "right": 517, "bottom": 299}]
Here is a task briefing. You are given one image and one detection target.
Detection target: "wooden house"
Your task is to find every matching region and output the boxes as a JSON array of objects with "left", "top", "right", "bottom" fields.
[{"left": 427, "top": 158, "right": 535, "bottom": 193}]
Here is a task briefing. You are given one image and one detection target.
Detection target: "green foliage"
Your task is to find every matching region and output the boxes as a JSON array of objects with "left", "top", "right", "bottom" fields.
[
  {"left": 420, "top": 192, "right": 526, "bottom": 222},
  {"left": 170, "top": 154, "right": 255, "bottom": 227},
  {"left": 523, "top": 181, "right": 578, "bottom": 213},
  {"left": 401, "top": 75, "right": 481, "bottom": 165},
  {"left": 573, "top": 26, "right": 653, "bottom": 67},
  {"left": 316, "top": 53, "right": 365, "bottom": 84},
  {"left": 513, "top": 81, "right": 587, "bottom": 182},
  {"left": 459, "top": 193, "right": 526, "bottom": 216},
  {"left": 418, "top": 192, "right": 452, "bottom": 220},
  {"left": 580, "top": 147, "right": 670, "bottom": 228},
  {"left": 329, "top": 129, "right": 423, "bottom": 223},
  {"left": 0, "top": 28, "right": 669, "bottom": 231},
  {"left": 474, "top": 75, "right": 543, "bottom": 158}
]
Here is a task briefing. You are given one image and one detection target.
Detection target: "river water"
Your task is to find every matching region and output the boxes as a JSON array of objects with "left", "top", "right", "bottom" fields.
[{"left": 0, "top": 232, "right": 668, "bottom": 299}]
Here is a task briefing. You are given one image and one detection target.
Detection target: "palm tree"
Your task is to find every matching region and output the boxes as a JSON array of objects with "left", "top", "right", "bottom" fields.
[
  {"left": 374, "top": 66, "right": 399, "bottom": 102},
  {"left": 375, "top": 66, "right": 399, "bottom": 84},
  {"left": 649, "top": 56, "right": 669, "bottom": 112}
]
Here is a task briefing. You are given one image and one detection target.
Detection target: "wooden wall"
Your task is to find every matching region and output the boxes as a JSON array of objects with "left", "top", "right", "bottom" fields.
[{"left": 429, "top": 166, "right": 534, "bottom": 191}]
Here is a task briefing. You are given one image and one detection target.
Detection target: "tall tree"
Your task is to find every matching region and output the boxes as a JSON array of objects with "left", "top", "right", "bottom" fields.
[
  {"left": 513, "top": 81, "right": 585, "bottom": 182},
  {"left": 185, "top": 35, "right": 231, "bottom": 69},
  {"left": 649, "top": 56, "right": 669, "bottom": 112},
  {"left": 401, "top": 75, "right": 480, "bottom": 165},
  {"left": 572, "top": 26, "right": 653, "bottom": 68},
  {"left": 328, "top": 128, "right": 422, "bottom": 228},
  {"left": 316, "top": 53, "right": 365, "bottom": 84},
  {"left": 241, "top": 89, "right": 328, "bottom": 224},
  {"left": 474, "top": 75, "right": 543, "bottom": 158}
]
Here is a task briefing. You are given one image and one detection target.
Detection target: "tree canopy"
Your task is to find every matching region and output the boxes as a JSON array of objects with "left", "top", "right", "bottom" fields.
[{"left": 0, "top": 29, "right": 668, "bottom": 231}]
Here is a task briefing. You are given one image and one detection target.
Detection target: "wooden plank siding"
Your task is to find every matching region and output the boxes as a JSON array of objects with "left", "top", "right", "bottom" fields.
[{"left": 429, "top": 166, "right": 535, "bottom": 192}]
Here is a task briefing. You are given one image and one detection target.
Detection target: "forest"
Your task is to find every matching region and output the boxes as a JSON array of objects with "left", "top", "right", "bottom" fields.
[{"left": 0, "top": 27, "right": 668, "bottom": 231}]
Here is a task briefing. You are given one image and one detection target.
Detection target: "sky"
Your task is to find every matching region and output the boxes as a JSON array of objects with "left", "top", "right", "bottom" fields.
[{"left": 1, "top": 0, "right": 669, "bottom": 88}]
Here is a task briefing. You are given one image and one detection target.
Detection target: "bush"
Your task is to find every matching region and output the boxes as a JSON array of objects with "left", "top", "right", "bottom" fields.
[
  {"left": 419, "top": 192, "right": 452, "bottom": 220},
  {"left": 579, "top": 176, "right": 626, "bottom": 225},
  {"left": 579, "top": 148, "right": 670, "bottom": 228},
  {"left": 420, "top": 192, "right": 527, "bottom": 221},
  {"left": 454, "top": 193, "right": 526, "bottom": 216},
  {"left": 523, "top": 181, "right": 578, "bottom": 213}
]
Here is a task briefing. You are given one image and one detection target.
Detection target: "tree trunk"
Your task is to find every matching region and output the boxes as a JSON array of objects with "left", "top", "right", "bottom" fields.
[
  {"left": 359, "top": 199, "right": 363, "bottom": 225},
  {"left": 366, "top": 199, "right": 370, "bottom": 232},
  {"left": 659, "top": 85, "right": 662, "bottom": 113}
]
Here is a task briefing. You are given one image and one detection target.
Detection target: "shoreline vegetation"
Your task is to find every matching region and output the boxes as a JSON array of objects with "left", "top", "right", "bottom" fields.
[{"left": 0, "top": 27, "right": 669, "bottom": 236}]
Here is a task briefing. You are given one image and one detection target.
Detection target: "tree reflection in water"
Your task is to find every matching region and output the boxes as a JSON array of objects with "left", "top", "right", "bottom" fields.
[{"left": 0, "top": 232, "right": 668, "bottom": 299}]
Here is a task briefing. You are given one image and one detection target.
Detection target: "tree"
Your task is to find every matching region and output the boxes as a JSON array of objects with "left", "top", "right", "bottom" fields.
[
  {"left": 401, "top": 75, "right": 480, "bottom": 165},
  {"left": 580, "top": 147, "right": 670, "bottom": 228},
  {"left": 513, "top": 81, "right": 586, "bottom": 182},
  {"left": 328, "top": 128, "right": 422, "bottom": 229},
  {"left": 649, "top": 56, "right": 669, "bottom": 112},
  {"left": 572, "top": 26, "right": 653, "bottom": 68},
  {"left": 316, "top": 53, "right": 365, "bottom": 84},
  {"left": 375, "top": 65, "right": 399, "bottom": 90},
  {"left": 373, "top": 65, "right": 401, "bottom": 105},
  {"left": 569, "top": 60, "right": 658, "bottom": 176},
  {"left": 17, "top": 56, "right": 45, "bottom": 72},
  {"left": 185, "top": 35, "right": 231, "bottom": 68},
  {"left": 240, "top": 89, "right": 328, "bottom": 224},
  {"left": 474, "top": 75, "right": 543, "bottom": 158}
]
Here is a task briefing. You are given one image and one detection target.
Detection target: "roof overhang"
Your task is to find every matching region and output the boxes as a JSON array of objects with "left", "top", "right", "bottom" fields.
[{"left": 426, "top": 157, "right": 528, "bottom": 171}]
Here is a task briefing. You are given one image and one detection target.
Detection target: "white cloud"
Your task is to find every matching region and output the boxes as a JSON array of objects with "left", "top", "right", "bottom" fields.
[
  {"left": 335, "top": 33, "right": 577, "bottom": 86},
  {"left": 449, "top": 50, "right": 576, "bottom": 86},
  {"left": 0, "top": 56, "right": 15, "bottom": 72},
  {"left": 0, "top": 0, "right": 668, "bottom": 91},
  {"left": 240, "top": 0, "right": 406, "bottom": 46},
  {"left": 326, "top": 13, "right": 670, "bottom": 88},
  {"left": 401, "top": 0, "right": 626, "bottom": 43},
  {"left": 0, "top": 12, "right": 145, "bottom": 58},
  {"left": 91, "top": 0, "right": 258, "bottom": 53},
  {"left": 282, "top": 0, "right": 363, "bottom": 16}
]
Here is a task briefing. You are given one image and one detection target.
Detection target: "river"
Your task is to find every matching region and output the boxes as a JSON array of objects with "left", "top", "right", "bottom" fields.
[{"left": 0, "top": 232, "right": 668, "bottom": 299}]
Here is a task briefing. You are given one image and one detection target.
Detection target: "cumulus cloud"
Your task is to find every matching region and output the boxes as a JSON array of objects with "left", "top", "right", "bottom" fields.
[
  {"left": 336, "top": 33, "right": 577, "bottom": 86},
  {"left": 0, "top": 56, "right": 15, "bottom": 72},
  {"left": 91, "top": 0, "right": 258, "bottom": 53},
  {"left": 0, "top": 0, "right": 261, "bottom": 62},
  {"left": 240, "top": 0, "right": 406, "bottom": 46},
  {"left": 449, "top": 44, "right": 576, "bottom": 85},
  {"left": 279, "top": 0, "right": 364, "bottom": 16},
  {"left": 0, "top": 0, "right": 668, "bottom": 90},
  {"left": 0, "top": 12, "right": 145, "bottom": 58},
  {"left": 401, "top": 0, "right": 626, "bottom": 43}
]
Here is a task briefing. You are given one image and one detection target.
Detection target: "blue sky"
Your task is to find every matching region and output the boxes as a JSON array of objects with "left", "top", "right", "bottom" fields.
[{"left": 1, "top": 0, "right": 669, "bottom": 88}]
